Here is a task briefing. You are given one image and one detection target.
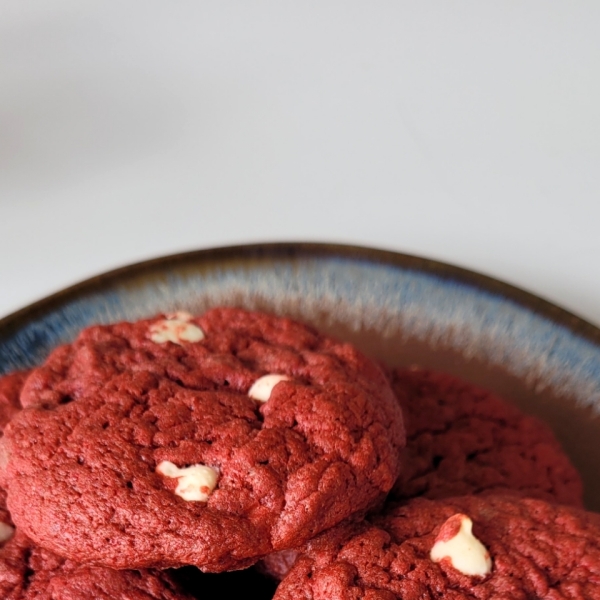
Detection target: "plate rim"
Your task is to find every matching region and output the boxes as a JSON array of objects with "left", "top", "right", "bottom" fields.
[{"left": 1, "top": 241, "right": 599, "bottom": 345}]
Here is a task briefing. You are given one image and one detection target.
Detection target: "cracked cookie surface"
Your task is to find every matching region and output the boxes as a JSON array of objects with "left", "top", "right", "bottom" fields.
[
  {"left": 0, "top": 370, "right": 30, "bottom": 530},
  {"left": 0, "top": 391, "right": 192, "bottom": 600},
  {"left": 274, "top": 495, "right": 600, "bottom": 600},
  {"left": 0, "top": 529, "right": 193, "bottom": 600},
  {"left": 0, "top": 371, "right": 28, "bottom": 436},
  {"left": 0, "top": 308, "right": 404, "bottom": 571},
  {"left": 390, "top": 367, "right": 582, "bottom": 506},
  {"left": 259, "top": 367, "right": 584, "bottom": 583}
]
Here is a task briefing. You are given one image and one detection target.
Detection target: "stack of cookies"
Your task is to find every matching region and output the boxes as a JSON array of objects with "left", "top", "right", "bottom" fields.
[{"left": 0, "top": 307, "right": 596, "bottom": 599}]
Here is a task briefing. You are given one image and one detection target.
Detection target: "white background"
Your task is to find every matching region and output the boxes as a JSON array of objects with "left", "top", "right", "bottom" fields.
[{"left": 1, "top": 2, "right": 599, "bottom": 324}]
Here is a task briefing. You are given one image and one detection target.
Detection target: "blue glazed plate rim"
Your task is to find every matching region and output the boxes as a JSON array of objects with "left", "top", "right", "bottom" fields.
[{"left": 1, "top": 241, "right": 598, "bottom": 345}]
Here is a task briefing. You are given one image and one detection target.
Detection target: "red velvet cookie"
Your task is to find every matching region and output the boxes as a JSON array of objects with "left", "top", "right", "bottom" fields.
[
  {"left": 390, "top": 367, "right": 583, "bottom": 506},
  {"left": 3, "top": 371, "right": 191, "bottom": 599},
  {"left": 0, "top": 371, "right": 28, "bottom": 435},
  {"left": 256, "top": 365, "right": 585, "bottom": 583},
  {"left": 0, "top": 308, "right": 404, "bottom": 572},
  {"left": 0, "top": 371, "right": 29, "bottom": 532},
  {"left": 274, "top": 495, "right": 600, "bottom": 600},
  {"left": 0, "top": 530, "right": 194, "bottom": 600},
  {"left": 0, "top": 453, "right": 192, "bottom": 600}
]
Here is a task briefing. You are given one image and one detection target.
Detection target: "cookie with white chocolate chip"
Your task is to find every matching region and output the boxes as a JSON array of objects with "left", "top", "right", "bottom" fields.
[
  {"left": 1, "top": 365, "right": 194, "bottom": 600},
  {"left": 259, "top": 366, "right": 585, "bottom": 584},
  {"left": 273, "top": 495, "right": 600, "bottom": 600},
  {"left": 0, "top": 307, "right": 405, "bottom": 572}
]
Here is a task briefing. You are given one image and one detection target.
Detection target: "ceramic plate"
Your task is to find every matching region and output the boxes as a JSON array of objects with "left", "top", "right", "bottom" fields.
[{"left": 1, "top": 242, "right": 600, "bottom": 511}]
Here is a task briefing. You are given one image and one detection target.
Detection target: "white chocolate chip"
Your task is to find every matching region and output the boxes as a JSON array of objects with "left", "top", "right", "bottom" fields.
[
  {"left": 0, "top": 522, "right": 14, "bottom": 544},
  {"left": 149, "top": 317, "right": 205, "bottom": 345},
  {"left": 248, "top": 374, "right": 290, "bottom": 403},
  {"left": 430, "top": 514, "right": 492, "bottom": 577},
  {"left": 156, "top": 460, "right": 218, "bottom": 502}
]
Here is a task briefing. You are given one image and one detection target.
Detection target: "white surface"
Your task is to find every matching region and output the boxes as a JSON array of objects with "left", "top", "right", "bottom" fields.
[{"left": 1, "top": 2, "right": 599, "bottom": 324}]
